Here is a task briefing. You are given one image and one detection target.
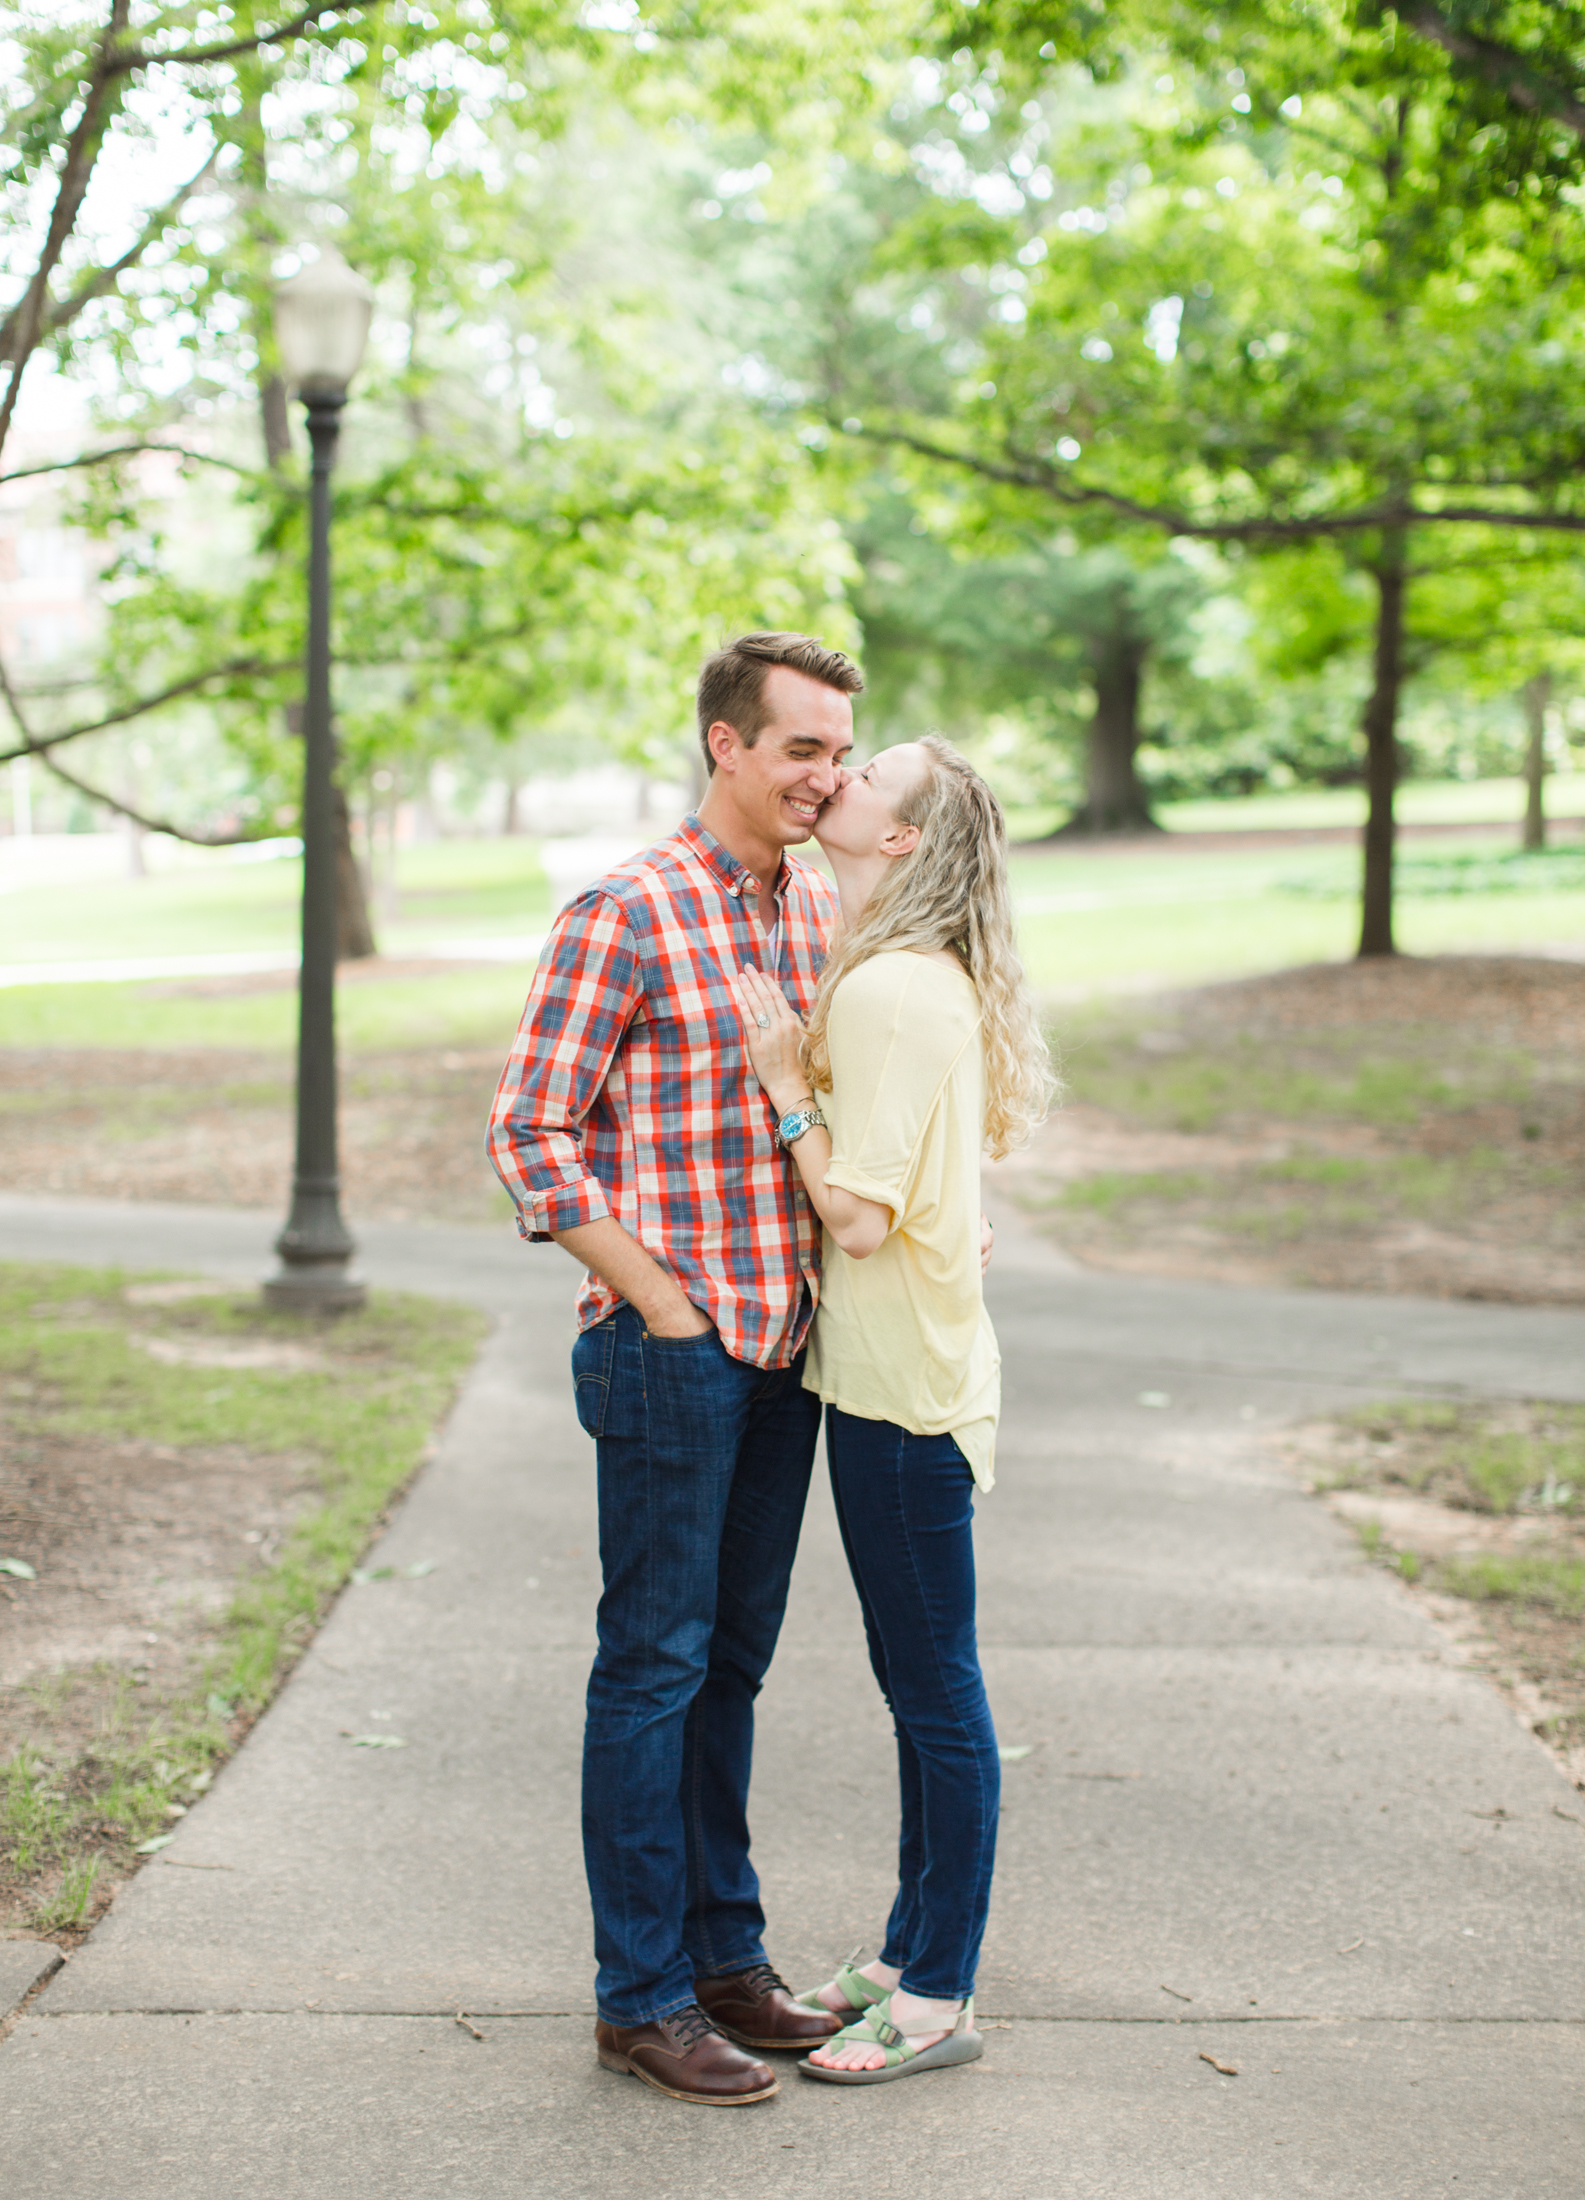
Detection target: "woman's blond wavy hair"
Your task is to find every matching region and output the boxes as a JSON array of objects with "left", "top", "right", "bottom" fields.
[{"left": 803, "top": 736, "right": 1056, "bottom": 1158}]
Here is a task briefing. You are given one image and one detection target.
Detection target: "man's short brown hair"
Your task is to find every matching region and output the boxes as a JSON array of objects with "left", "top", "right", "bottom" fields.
[{"left": 696, "top": 632, "right": 864, "bottom": 774}]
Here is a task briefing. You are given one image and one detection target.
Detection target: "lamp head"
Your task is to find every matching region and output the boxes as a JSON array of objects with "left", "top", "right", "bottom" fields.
[{"left": 273, "top": 245, "right": 374, "bottom": 402}]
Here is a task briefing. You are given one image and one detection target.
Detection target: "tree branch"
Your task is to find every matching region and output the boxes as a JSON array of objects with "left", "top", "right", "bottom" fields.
[
  {"left": 1405, "top": 3, "right": 1585, "bottom": 141},
  {"left": 0, "top": 441, "right": 259, "bottom": 486},
  {"left": 860, "top": 426, "right": 1585, "bottom": 538},
  {"left": 36, "top": 746, "right": 279, "bottom": 844},
  {"left": 0, "top": 0, "right": 129, "bottom": 462},
  {"left": 33, "top": 146, "right": 223, "bottom": 347},
  {"left": 0, "top": 657, "right": 294, "bottom": 763},
  {"left": 104, "top": 0, "right": 366, "bottom": 76},
  {"left": 0, "top": 636, "right": 287, "bottom": 844}
]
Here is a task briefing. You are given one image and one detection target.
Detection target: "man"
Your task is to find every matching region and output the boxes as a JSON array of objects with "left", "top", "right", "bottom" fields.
[{"left": 487, "top": 632, "right": 861, "bottom": 2105}]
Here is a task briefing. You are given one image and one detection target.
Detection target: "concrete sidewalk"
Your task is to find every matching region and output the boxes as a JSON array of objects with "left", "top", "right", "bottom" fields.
[{"left": 1, "top": 1195, "right": 1582, "bottom": 2196}]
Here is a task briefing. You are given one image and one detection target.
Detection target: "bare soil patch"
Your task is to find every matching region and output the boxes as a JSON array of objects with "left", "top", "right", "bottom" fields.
[
  {"left": 0, "top": 1046, "right": 507, "bottom": 1223},
  {"left": 998, "top": 955, "right": 1585, "bottom": 1304},
  {"left": 1281, "top": 1399, "right": 1585, "bottom": 1793},
  {"left": 0, "top": 1431, "right": 309, "bottom": 1717},
  {"left": 0, "top": 1268, "right": 484, "bottom": 1945}
]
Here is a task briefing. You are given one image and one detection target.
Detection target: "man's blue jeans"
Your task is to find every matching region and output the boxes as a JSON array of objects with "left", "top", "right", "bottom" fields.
[{"left": 572, "top": 1303, "right": 821, "bottom": 2026}]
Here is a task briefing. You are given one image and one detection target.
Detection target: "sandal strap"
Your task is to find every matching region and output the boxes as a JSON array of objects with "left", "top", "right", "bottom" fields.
[
  {"left": 826, "top": 1993, "right": 971, "bottom": 2066},
  {"left": 795, "top": 1961, "right": 891, "bottom": 2015}
]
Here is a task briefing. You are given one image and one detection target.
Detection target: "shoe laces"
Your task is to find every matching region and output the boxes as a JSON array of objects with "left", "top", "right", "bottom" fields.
[
  {"left": 733, "top": 1961, "right": 786, "bottom": 2000},
  {"left": 664, "top": 2004, "right": 718, "bottom": 2048}
]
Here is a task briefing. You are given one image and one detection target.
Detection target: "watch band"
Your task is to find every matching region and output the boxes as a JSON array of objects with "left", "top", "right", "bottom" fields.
[{"left": 776, "top": 1102, "right": 826, "bottom": 1149}]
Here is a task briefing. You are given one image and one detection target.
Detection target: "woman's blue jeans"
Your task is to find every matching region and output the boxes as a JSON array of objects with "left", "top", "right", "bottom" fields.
[
  {"left": 572, "top": 1304, "right": 820, "bottom": 2027},
  {"left": 825, "top": 1405, "right": 1000, "bottom": 2001}
]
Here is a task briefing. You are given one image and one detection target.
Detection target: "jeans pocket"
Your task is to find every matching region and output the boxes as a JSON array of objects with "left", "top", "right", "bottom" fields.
[
  {"left": 571, "top": 1318, "right": 617, "bottom": 1439},
  {"left": 639, "top": 1323, "right": 731, "bottom": 1446}
]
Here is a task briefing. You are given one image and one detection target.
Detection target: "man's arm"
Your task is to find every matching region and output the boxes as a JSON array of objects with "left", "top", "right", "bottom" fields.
[
  {"left": 488, "top": 894, "right": 714, "bottom": 1336},
  {"left": 553, "top": 1218, "right": 711, "bottom": 1338}
]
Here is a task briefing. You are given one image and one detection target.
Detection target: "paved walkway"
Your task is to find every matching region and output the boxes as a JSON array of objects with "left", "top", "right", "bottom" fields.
[{"left": 1, "top": 1194, "right": 1581, "bottom": 2197}]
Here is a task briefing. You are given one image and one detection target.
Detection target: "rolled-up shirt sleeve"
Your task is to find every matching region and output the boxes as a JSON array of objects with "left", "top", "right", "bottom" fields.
[{"left": 486, "top": 891, "right": 641, "bottom": 1241}]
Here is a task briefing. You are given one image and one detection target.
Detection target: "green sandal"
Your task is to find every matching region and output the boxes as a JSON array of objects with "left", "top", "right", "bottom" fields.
[
  {"left": 797, "top": 1994, "right": 983, "bottom": 2084},
  {"left": 793, "top": 1962, "right": 891, "bottom": 2025}
]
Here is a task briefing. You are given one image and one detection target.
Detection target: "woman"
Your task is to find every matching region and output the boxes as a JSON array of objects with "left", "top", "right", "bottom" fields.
[{"left": 728, "top": 735, "right": 1051, "bottom": 2084}]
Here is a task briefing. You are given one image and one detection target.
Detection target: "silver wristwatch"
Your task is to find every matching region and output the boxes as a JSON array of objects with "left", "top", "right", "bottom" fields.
[{"left": 775, "top": 1101, "right": 826, "bottom": 1150}]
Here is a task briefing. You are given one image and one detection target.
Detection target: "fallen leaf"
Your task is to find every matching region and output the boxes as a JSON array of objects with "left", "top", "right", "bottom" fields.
[
  {"left": 998, "top": 1745, "right": 1033, "bottom": 1762},
  {"left": 349, "top": 1734, "right": 407, "bottom": 1749},
  {"left": 206, "top": 1694, "right": 235, "bottom": 1721},
  {"left": 1553, "top": 1806, "right": 1582, "bottom": 1826},
  {"left": 404, "top": 1560, "right": 437, "bottom": 1578},
  {"left": 134, "top": 1835, "right": 174, "bottom": 1855},
  {"left": 1160, "top": 1984, "right": 1193, "bottom": 2002},
  {"left": 350, "top": 1566, "right": 394, "bottom": 1585},
  {"left": 0, "top": 1557, "right": 36, "bottom": 1579},
  {"left": 1199, "top": 2053, "right": 1239, "bottom": 2077}
]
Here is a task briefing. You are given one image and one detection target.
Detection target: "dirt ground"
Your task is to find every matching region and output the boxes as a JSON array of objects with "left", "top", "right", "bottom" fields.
[
  {"left": 0, "top": 1044, "right": 510, "bottom": 1224},
  {"left": 2, "top": 953, "right": 1582, "bottom": 1308},
  {"left": 995, "top": 954, "right": 1585, "bottom": 1304},
  {"left": 1281, "top": 1402, "right": 1585, "bottom": 1794},
  {"left": 0, "top": 1275, "right": 481, "bottom": 1938}
]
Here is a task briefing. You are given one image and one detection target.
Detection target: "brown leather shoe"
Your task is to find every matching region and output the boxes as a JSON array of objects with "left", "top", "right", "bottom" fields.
[
  {"left": 594, "top": 2004, "right": 777, "bottom": 2104},
  {"left": 695, "top": 1961, "right": 844, "bottom": 2052}
]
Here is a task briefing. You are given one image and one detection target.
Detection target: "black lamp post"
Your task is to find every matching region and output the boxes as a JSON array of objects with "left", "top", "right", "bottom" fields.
[{"left": 265, "top": 246, "right": 374, "bottom": 1313}]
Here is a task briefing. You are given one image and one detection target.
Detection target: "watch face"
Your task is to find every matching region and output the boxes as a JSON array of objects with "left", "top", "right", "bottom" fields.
[{"left": 779, "top": 1112, "right": 802, "bottom": 1137}]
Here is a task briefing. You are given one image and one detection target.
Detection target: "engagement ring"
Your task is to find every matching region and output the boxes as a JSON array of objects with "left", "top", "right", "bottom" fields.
[{"left": 755, "top": 1013, "right": 770, "bottom": 1029}]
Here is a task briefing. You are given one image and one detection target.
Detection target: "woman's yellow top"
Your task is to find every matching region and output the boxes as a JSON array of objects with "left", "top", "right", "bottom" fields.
[{"left": 802, "top": 950, "right": 999, "bottom": 1491}]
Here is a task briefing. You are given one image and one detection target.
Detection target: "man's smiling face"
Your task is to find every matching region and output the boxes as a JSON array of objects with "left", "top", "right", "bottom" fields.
[{"left": 707, "top": 664, "right": 854, "bottom": 854}]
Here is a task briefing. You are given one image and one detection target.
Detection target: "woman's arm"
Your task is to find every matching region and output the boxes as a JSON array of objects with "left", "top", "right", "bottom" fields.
[{"left": 729, "top": 966, "right": 890, "bottom": 1260}]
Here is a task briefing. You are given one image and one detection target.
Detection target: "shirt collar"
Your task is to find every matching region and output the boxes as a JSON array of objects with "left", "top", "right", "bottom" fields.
[{"left": 677, "top": 812, "right": 792, "bottom": 905}]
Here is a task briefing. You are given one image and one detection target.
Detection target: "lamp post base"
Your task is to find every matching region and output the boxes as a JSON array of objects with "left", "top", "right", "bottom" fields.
[
  {"left": 265, "top": 1185, "right": 366, "bottom": 1314},
  {"left": 263, "top": 1261, "right": 367, "bottom": 1314}
]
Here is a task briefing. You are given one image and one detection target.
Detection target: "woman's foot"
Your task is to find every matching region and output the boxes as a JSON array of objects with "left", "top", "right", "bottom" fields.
[
  {"left": 811, "top": 1955, "right": 899, "bottom": 2017},
  {"left": 806, "top": 1989, "right": 963, "bottom": 2072}
]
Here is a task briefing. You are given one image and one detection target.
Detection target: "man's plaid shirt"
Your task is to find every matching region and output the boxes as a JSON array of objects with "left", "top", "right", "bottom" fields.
[{"left": 486, "top": 814, "right": 840, "bottom": 1370}]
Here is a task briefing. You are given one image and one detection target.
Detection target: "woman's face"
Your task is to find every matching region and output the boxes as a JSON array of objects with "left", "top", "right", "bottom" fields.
[{"left": 814, "top": 741, "right": 929, "bottom": 859}]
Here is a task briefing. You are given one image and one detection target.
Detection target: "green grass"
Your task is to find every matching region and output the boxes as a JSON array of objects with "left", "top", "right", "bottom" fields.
[
  {"left": 1059, "top": 1026, "right": 1533, "bottom": 1132},
  {"left": 1340, "top": 1399, "right": 1584, "bottom": 1514},
  {"left": 1437, "top": 1552, "right": 1585, "bottom": 1616},
  {"left": 1153, "top": 772, "right": 1585, "bottom": 836},
  {"left": 0, "top": 837, "right": 553, "bottom": 968},
  {"left": 1281, "top": 845, "right": 1585, "bottom": 899},
  {"left": 1, "top": 789, "right": 1582, "bottom": 1046},
  {"left": 1048, "top": 1169, "right": 1211, "bottom": 1214},
  {"left": 0, "top": 966, "right": 538, "bottom": 1053},
  {"left": 0, "top": 1262, "right": 486, "bottom": 1929}
]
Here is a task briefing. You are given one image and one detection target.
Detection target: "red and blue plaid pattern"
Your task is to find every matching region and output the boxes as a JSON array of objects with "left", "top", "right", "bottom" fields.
[{"left": 487, "top": 814, "right": 840, "bottom": 1369}]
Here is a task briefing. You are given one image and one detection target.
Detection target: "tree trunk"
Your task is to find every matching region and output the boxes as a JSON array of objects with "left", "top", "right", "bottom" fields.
[
  {"left": 333, "top": 778, "right": 377, "bottom": 961},
  {"left": 285, "top": 702, "right": 376, "bottom": 959},
  {"left": 503, "top": 779, "right": 523, "bottom": 834},
  {"left": 1357, "top": 543, "right": 1408, "bottom": 958},
  {"left": 1061, "top": 637, "right": 1157, "bottom": 834},
  {"left": 1521, "top": 670, "right": 1550, "bottom": 852}
]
